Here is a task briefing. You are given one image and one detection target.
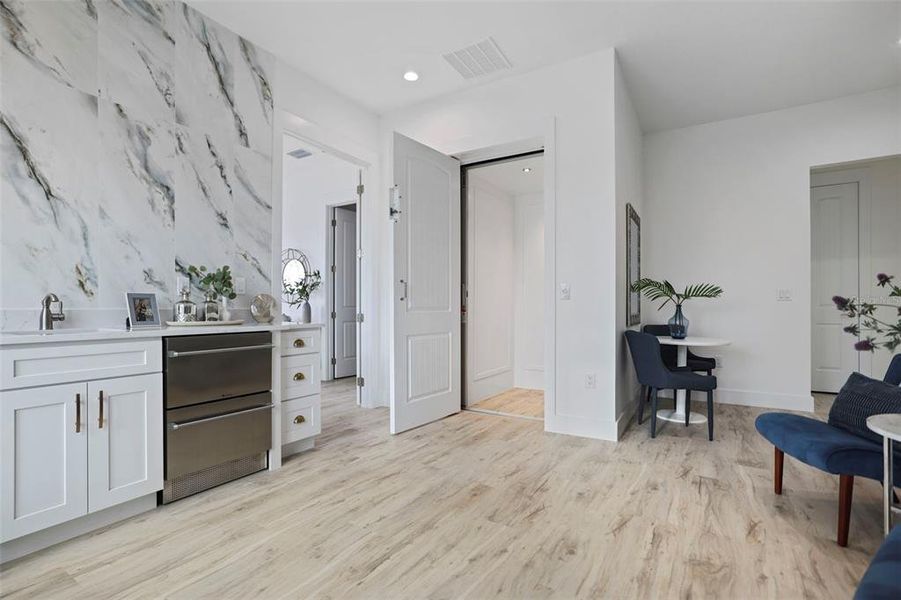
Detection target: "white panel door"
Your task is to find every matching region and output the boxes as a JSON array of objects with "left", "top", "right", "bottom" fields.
[
  {"left": 0, "top": 383, "right": 87, "bottom": 542},
  {"left": 87, "top": 374, "right": 163, "bottom": 512},
  {"left": 811, "top": 183, "right": 859, "bottom": 393},
  {"left": 333, "top": 205, "right": 358, "bottom": 378},
  {"left": 391, "top": 133, "right": 461, "bottom": 434}
]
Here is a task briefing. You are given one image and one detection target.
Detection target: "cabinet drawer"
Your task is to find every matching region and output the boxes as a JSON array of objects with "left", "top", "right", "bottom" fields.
[
  {"left": 281, "top": 354, "right": 320, "bottom": 399},
  {"left": 280, "top": 329, "right": 321, "bottom": 356},
  {"left": 282, "top": 396, "right": 321, "bottom": 444},
  {"left": 1, "top": 340, "right": 162, "bottom": 391}
]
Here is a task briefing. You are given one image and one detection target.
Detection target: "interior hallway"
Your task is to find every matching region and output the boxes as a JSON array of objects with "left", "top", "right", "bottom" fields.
[
  {"left": 0, "top": 387, "right": 883, "bottom": 599},
  {"left": 469, "top": 388, "right": 544, "bottom": 419}
]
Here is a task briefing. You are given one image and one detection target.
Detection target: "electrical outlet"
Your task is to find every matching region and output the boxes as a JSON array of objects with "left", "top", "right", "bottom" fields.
[
  {"left": 560, "top": 283, "right": 571, "bottom": 300},
  {"left": 235, "top": 277, "right": 246, "bottom": 295},
  {"left": 585, "top": 373, "right": 597, "bottom": 389}
]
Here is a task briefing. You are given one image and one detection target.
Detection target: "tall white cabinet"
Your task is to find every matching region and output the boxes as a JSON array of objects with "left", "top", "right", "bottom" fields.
[{"left": 0, "top": 339, "right": 162, "bottom": 545}]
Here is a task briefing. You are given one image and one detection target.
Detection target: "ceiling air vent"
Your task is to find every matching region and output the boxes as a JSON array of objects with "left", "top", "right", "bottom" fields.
[
  {"left": 287, "top": 148, "right": 313, "bottom": 159},
  {"left": 443, "top": 37, "right": 512, "bottom": 80}
]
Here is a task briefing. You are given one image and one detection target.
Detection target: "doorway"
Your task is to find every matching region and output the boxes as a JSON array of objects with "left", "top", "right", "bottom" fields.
[
  {"left": 462, "top": 152, "right": 545, "bottom": 420},
  {"left": 810, "top": 155, "right": 901, "bottom": 393},
  {"left": 281, "top": 132, "right": 362, "bottom": 393}
]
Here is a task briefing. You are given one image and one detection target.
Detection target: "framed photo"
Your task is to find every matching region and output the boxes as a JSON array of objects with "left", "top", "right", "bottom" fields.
[
  {"left": 125, "top": 292, "right": 161, "bottom": 329},
  {"left": 626, "top": 203, "right": 641, "bottom": 326}
]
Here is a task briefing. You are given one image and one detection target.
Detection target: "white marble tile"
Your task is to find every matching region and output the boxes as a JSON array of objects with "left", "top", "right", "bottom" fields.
[
  {"left": 0, "top": 60, "right": 99, "bottom": 308},
  {"left": 96, "top": 100, "right": 176, "bottom": 306},
  {"left": 0, "top": 0, "right": 97, "bottom": 96},
  {"left": 232, "top": 146, "right": 272, "bottom": 298},
  {"left": 98, "top": 0, "right": 175, "bottom": 123},
  {"left": 232, "top": 37, "right": 274, "bottom": 156}
]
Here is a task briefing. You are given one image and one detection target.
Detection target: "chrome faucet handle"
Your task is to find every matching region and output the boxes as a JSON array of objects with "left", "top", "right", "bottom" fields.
[
  {"left": 54, "top": 298, "right": 65, "bottom": 322},
  {"left": 41, "top": 293, "right": 65, "bottom": 322}
]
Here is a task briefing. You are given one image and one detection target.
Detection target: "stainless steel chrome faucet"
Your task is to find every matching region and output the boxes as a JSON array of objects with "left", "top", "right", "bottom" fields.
[{"left": 39, "top": 293, "right": 65, "bottom": 331}]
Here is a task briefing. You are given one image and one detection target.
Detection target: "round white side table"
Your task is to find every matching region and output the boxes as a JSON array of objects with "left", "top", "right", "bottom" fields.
[
  {"left": 866, "top": 413, "right": 901, "bottom": 536},
  {"left": 656, "top": 336, "right": 730, "bottom": 425}
]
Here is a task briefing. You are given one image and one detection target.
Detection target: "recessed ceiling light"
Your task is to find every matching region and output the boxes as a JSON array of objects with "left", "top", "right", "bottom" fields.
[
  {"left": 403, "top": 71, "right": 419, "bottom": 82},
  {"left": 522, "top": 167, "right": 532, "bottom": 173}
]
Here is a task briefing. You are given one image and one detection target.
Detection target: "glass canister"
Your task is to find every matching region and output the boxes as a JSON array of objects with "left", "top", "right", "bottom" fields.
[
  {"left": 173, "top": 288, "right": 197, "bottom": 322},
  {"left": 203, "top": 291, "right": 220, "bottom": 322}
]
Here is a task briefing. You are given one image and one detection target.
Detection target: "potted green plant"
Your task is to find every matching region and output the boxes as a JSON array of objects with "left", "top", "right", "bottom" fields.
[
  {"left": 833, "top": 273, "right": 901, "bottom": 352},
  {"left": 188, "top": 265, "right": 238, "bottom": 321},
  {"left": 630, "top": 278, "right": 724, "bottom": 339},
  {"left": 284, "top": 270, "right": 322, "bottom": 324}
]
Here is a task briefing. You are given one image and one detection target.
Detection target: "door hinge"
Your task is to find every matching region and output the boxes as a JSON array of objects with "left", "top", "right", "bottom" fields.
[
  {"left": 356, "top": 376, "right": 365, "bottom": 387},
  {"left": 357, "top": 184, "right": 364, "bottom": 195},
  {"left": 330, "top": 264, "right": 336, "bottom": 273},
  {"left": 331, "top": 357, "right": 337, "bottom": 365},
  {"left": 331, "top": 311, "right": 336, "bottom": 319},
  {"left": 331, "top": 219, "right": 337, "bottom": 227},
  {"left": 356, "top": 313, "right": 364, "bottom": 323}
]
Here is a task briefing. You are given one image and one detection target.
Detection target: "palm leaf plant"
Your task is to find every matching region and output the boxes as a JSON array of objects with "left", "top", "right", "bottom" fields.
[
  {"left": 630, "top": 278, "right": 724, "bottom": 338},
  {"left": 833, "top": 273, "right": 901, "bottom": 352}
]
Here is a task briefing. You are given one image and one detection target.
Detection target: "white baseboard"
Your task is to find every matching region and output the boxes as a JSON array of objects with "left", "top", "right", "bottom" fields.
[
  {"left": 0, "top": 494, "right": 157, "bottom": 564},
  {"left": 545, "top": 412, "right": 618, "bottom": 441},
  {"left": 652, "top": 387, "right": 814, "bottom": 412}
]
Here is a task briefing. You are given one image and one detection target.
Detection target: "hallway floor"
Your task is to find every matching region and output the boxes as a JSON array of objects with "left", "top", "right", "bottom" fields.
[{"left": 469, "top": 387, "right": 544, "bottom": 419}]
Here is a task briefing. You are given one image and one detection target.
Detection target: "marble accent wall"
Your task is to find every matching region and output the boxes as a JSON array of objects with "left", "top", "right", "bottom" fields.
[{"left": 0, "top": 0, "right": 274, "bottom": 321}]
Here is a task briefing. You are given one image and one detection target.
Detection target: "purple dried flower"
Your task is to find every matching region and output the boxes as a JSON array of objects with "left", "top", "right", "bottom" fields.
[
  {"left": 876, "top": 273, "right": 894, "bottom": 287},
  {"left": 832, "top": 296, "right": 850, "bottom": 310},
  {"left": 854, "top": 339, "right": 875, "bottom": 352}
]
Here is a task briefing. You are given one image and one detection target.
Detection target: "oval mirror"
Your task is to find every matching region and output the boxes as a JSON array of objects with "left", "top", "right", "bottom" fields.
[{"left": 281, "top": 248, "right": 311, "bottom": 301}]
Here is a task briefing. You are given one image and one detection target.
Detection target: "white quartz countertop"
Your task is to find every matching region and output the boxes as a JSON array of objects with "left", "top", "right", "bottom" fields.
[{"left": 0, "top": 322, "right": 323, "bottom": 346}]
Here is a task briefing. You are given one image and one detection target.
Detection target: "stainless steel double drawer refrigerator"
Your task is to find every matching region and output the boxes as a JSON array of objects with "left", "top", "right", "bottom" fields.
[{"left": 163, "top": 332, "right": 273, "bottom": 503}]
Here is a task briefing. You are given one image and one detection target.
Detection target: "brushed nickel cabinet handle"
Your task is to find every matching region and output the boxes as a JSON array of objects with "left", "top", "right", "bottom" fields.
[
  {"left": 293, "top": 338, "right": 305, "bottom": 348},
  {"left": 98, "top": 390, "right": 104, "bottom": 429},
  {"left": 293, "top": 372, "right": 305, "bottom": 381},
  {"left": 75, "top": 393, "right": 81, "bottom": 433},
  {"left": 293, "top": 415, "right": 306, "bottom": 425}
]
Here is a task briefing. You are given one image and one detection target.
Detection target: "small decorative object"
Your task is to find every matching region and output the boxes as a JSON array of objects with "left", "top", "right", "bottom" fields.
[
  {"left": 250, "top": 293, "right": 277, "bottom": 323},
  {"left": 125, "top": 292, "right": 161, "bottom": 330},
  {"left": 626, "top": 203, "right": 641, "bottom": 326},
  {"left": 173, "top": 288, "right": 197, "bottom": 323},
  {"left": 630, "top": 278, "right": 724, "bottom": 339},
  {"left": 188, "top": 264, "right": 237, "bottom": 322},
  {"left": 284, "top": 270, "right": 322, "bottom": 324},
  {"left": 833, "top": 273, "right": 901, "bottom": 352},
  {"left": 203, "top": 291, "right": 220, "bottom": 322}
]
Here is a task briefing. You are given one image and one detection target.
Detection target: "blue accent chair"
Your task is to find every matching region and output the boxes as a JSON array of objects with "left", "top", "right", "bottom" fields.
[
  {"left": 755, "top": 354, "right": 901, "bottom": 547},
  {"left": 855, "top": 525, "right": 901, "bottom": 599},
  {"left": 642, "top": 324, "right": 716, "bottom": 375},
  {"left": 625, "top": 331, "right": 718, "bottom": 440}
]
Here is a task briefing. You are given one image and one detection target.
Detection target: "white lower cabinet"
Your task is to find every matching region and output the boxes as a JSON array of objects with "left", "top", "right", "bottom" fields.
[
  {"left": 0, "top": 383, "right": 88, "bottom": 542},
  {"left": 0, "top": 373, "right": 162, "bottom": 542}
]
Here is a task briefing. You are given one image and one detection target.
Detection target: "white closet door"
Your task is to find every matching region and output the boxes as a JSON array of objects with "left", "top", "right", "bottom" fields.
[
  {"left": 333, "top": 205, "right": 358, "bottom": 379},
  {"left": 811, "top": 182, "right": 859, "bottom": 393},
  {"left": 390, "top": 133, "right": 461, "bottom": 434}
]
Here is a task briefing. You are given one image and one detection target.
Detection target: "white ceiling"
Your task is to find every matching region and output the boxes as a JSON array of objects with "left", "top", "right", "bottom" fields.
[
  {"left": 191, "top": 1, "right": 901, "bottom": 132},
  {"left": 468, "top": 155, "right": 544, "bottom": 196}
]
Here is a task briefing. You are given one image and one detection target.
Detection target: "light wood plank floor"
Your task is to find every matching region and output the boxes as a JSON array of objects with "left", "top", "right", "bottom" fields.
[
  {"left": 469, "top": 388, "right": 544, "bottom": 419},
  {"left": 0, "top": 385, "right": 885, "bottom": 599}
]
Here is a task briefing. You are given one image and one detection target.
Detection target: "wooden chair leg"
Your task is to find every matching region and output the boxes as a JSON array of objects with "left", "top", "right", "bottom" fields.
[
  {"left": 774, "top": 448, "right": 784, "bottom": 495},
  {"left": 684, "top": 390, "right": 691, "bottom": 426},
  {"left": 650, "top": 388, "right": 659, "bottom": 438},
  {"left": 637, "top": 385, "right": 646, "bottom": 425},
  {"left": 706, "top": 390, "right": 714, "bottom": 441},
  {"left": 837, "top": 474, "right": 854, "bottom": 547}
]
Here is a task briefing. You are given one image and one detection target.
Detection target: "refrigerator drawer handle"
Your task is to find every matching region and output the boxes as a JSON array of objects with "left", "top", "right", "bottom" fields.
[
  {"left": 167, "top": 343, "right": 275, "bottom": 358},
  {"left": 168, "top": 404, "right": 273, "bottom": 430}
]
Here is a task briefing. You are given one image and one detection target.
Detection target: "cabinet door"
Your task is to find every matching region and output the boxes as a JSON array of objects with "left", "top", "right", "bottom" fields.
[
  {"left": 0, "top": 383, "right": 88, "bottom": 542},
  {"left": 87, "top": 374, "right": 163, "bottom": 512}
]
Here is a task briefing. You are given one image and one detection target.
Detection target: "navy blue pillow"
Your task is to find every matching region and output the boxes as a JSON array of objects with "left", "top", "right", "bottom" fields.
[{"left": 828, "top": 372, "right": 901, "bottom": 447}]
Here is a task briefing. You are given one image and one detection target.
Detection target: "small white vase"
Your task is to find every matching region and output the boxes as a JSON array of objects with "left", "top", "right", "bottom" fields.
[
  {"left": 301, "top": 301, "right": 311, "bottom": 324},
  {"left": 219, "top": 296, "right": 230, "bottom": 321}
]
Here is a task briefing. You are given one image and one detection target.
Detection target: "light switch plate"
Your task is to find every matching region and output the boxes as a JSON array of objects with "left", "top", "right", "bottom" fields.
[
  {"left": 235, "top": 277, "right": 246, "bottom": 295},
  {"left": 777, "top": 288, "right": 792, "bottom": 302},
  {"left": 585, "top": 374, "right": 597, "bottom": 389},
  {"left": 560, "top": 283, "right": 571, "bottom": 300}
]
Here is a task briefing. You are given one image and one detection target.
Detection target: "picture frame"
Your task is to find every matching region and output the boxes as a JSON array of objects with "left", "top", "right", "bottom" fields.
[
  {"left": 626, "top": 203, "right": 641, "bottom": 326},
  {"left": 125, "top": 292, "right": 162, "bottom": 329}
]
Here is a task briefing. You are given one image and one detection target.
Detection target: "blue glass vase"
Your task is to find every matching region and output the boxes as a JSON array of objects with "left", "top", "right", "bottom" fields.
[{"left": 668, "top": 304, "right": 689, "bottom": 339}]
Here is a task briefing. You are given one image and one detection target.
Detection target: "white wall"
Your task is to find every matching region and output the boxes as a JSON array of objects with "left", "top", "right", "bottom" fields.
[
  {"left": 613, "top": 55, "right": 645, "bottom": 433},
  {"left": 382, "top": 49, "right": 620, "bottom": 440},
  {"left": 281, "top": 148, "right": 359, "bottom": 324},
  {"left": 466, "top": 176, "right": 515, "bottom": 403},
  {"left": 643, "top": 87, "right": 901, "bottom": 411},
  {"left": 514, "top": 192, "right": 545, "bottom": 390}
]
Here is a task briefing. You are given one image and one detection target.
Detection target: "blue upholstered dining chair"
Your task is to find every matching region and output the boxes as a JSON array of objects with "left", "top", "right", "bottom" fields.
[
  {"left": 755, "top": 354, "right": 901, "bottom": 547},
  {"left": 642, "top": 324, "right": 716, "bottom": 375},
  {"left": 625, "top": 331, "right": 718, "bottom": 440}
]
